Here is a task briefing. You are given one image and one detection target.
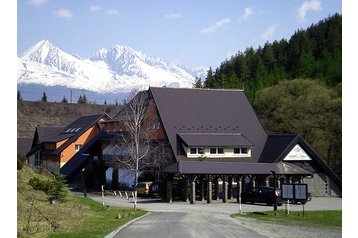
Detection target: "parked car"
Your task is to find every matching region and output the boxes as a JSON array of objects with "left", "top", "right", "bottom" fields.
[
  {"left": 241, "top": 186, "right": 282, "bottom": 206},
  {"left": 135, "top": 181, "right": 152, "bottom": 196}
]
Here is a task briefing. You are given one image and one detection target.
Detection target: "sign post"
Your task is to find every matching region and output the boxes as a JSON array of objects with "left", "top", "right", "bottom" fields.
[{"left": 281, "top": 184, "right": 308, "bottom": 216}]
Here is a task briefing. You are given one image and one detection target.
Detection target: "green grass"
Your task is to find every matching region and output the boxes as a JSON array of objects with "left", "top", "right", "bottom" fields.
[
  {"left": 17, "top": 166, "right": 147, "bottom": 238},
  {"left": 48, "top": 196, "right": 147, "bottom": 238},
  {"left": 232, "top": 210, "right": 342, "bottom": 229}
]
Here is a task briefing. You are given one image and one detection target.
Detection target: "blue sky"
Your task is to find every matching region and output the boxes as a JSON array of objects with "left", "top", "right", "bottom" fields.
[{"left": 18, "top": 0, "right": 341, "bottom": 69}]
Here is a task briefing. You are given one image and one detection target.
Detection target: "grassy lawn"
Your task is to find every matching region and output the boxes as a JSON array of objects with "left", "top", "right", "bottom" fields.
[
  {"left": 18, "top": 166, "right": 147, "bottom": 238},
  {"left": 48, "top": 196, "right": 147, "bottom": 238},
  {"left": 232, "top": 210, "right": 342, "bottom": 229}
]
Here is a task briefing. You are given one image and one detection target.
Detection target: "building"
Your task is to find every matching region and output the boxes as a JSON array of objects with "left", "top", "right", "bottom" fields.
[
  {"left": 61, "top": 87, "right": 342, "bottom": 200},
  {"left": 26, "top": 114, "right": 109, "bottom": 173}
]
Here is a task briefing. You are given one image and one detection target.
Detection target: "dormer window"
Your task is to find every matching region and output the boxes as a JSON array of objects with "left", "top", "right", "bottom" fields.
[
  {"left": 210, "top": 147, "right": 224, "bottom": 154},
  {"left": 190, "top": 147, "right": 204, "bottom": 155},
  {"left": 234, "top": 147, "right": 248, "bottom": 155}
]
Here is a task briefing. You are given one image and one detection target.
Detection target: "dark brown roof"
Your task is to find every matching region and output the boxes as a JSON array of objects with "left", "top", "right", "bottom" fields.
[
  {"left": 27, "top": 114, "right": 110, "bottom": 157},
  {"left": 178, "top": 133, "right": 254, "bottom": 147},
  {"left": 164, "top": 160, "right": 311, "bottom": 175},
  {"left": 54, "top": 113, "right": 110, "bottom": 156},
  {"left": 259, "top": 134, "right": 297, "bottom": 163},
  {"left": 149, "top": 87, "right": 268, "bottom": 163},
  {"left": 37, "top": 126, "right": 64, "bottom": 143}
]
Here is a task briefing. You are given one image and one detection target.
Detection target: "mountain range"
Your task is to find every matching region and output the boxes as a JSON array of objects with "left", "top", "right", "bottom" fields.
[{"left": 17, "top": 40, "right": 207, "bottom": 102}]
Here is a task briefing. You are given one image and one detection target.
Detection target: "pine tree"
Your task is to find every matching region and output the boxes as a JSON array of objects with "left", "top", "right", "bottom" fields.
[
  {"left": 17, "top": 90, "right": 22, "bottom": 101},
  {"left": 61, "top": 95, "right": 68, "bottom": 103},
  {"left": 193, "top": 77, "right": 203, "bottom": 88},
  {"left": 41, "top": 92, "right": 47, "bottom": 102}
]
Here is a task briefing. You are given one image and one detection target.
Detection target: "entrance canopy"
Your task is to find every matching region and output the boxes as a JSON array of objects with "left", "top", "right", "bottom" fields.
[{"left": 164, "top": 160, "right": 311, "bottom": 175}]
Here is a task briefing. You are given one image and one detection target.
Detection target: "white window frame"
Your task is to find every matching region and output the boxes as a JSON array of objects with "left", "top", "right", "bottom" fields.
[
  {"left": 190, "top": 147, "right": 204, "bottom": 155},
  {"left": 75, "top": 144, "right": 83, "bottom": 152},
  {"left": 210, "top": 147, "right": 224, "bottom": 154},
  {"left": 234, "top": 147, "right": 248, "bottom": 155}
]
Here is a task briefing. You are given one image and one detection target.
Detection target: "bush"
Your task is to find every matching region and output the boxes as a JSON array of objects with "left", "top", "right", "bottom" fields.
[
  {"left": 29, "top": 177, "right": 54, "bottom": 194},
  {"left": 28, "top": 173, "right": 68, "bottom": 202}
]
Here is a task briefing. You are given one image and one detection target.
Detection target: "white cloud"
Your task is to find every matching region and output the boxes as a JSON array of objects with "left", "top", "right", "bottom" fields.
[
  {"left": 28, "top": 0, "right": 48, "bottom": 5},
  {"left": 89, "top": 5, "right": 102, "bottom": 12},
  {"left": 105, "top": 9, "right": 118, "bottom": 16},
  {"left": 53, "top": 8, "right": 73, "bottom": 20},
  {"left": 200, "top": 18, "right": 231, "bottom": 34},
  {"left": 298, "top": 0, "right": 322, "bottom": 21},
  {"left": 240, "top": 7, "right": 253, "bottom": 20},
  {"left": 164, "top": 13, "right": 183, "bottom": 19},
  {"left": 260, "top": 24, "right": 276, "bottom": 41}
]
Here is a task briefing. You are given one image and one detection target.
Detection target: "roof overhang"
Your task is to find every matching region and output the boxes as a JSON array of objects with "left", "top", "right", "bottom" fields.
[
  {"left": 178, "top": 133, "right": 254, "bottom": 147},
  {"left": 163, "top": 161, "right": 312, "bottom": 175}
]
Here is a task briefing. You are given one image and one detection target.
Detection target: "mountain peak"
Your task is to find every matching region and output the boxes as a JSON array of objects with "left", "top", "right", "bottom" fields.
[
  {"left": 18, "top": 40, "right": 203, "bottom": 95},
  {"left": 21, "top": 39, "right": 60, "bottom": 63}
]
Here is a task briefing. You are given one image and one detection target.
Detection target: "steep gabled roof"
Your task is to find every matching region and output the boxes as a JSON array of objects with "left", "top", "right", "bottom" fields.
[
  {"left": 27, "top": 114, "right": 110, "bottom": 158},
  {"left": 53, "top": 113, "right": 110, "bottom": 156},
  {"left": 149, "top": 87, "right": 268, "bottom": 163},
  {"left": 36, "top": 126, "right": 65, "bottom": 143},
  {"left": 260, "top": 134, "right": 342, "bottom": 189},
  {"left": 259, "top": 134, "right": 297, "bottom": 163}
]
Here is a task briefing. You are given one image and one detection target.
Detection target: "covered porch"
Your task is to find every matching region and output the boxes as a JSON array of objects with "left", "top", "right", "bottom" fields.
[{"left": 161, "top": 160, "right": 312, "bottom": 204}]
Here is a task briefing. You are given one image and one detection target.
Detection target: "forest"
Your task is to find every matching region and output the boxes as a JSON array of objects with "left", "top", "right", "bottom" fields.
[{"left": 198, "top": 14, "right": 342, "bottom": 168}]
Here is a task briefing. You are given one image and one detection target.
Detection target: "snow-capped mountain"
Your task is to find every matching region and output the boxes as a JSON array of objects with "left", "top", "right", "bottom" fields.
[{"left": 17, "top": 40, "right": 207, "bottom": 97}]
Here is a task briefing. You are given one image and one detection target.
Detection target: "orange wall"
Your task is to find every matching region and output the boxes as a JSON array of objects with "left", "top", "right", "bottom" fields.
[{"left": 59, "top": 125, "right": 100, "bottom": 167}]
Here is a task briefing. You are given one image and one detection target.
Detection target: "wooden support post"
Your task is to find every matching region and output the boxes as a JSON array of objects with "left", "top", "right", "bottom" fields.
[
  {"left": 223, "top": 182, "right": 228, "bottom": 203},
  {"left": 190, "top": 182, "right": 196, "bottom": 204},
  {"left": 213, "top": 178, "right": 219, "bottom": 200},
  {"left": 207, "top": 181, "right": 212, "bottom": 203},
  {"left": 228, "top": 177, "right": 233, "bottom": 200}
]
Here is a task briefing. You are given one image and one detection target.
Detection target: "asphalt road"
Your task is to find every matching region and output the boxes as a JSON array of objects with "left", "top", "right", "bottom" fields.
[
  {"left": 112, "top": 212, "right": 266, "bottom": 238},
  {"left": 83, "top": 193, "right": 342, "bottom": 238}
]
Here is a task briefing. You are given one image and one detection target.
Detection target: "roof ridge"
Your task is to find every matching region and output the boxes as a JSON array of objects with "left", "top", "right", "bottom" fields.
[{"left": 149, "top": 87, "right": 244, "bottom": 92}]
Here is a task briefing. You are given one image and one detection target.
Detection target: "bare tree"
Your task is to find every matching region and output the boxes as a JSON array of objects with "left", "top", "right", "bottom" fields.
[
  {"left": 108, "top": 91, "right": 150, "bottom": 210},
  {"left": 108, "top": 90, "right": 174, "bottom": 210}
]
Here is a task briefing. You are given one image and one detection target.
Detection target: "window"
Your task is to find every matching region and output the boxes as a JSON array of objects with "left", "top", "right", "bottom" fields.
[
  {"left": 210, "top": 147, "right": 224, "bottom": 154},
  {"left": 234, "top": 148, "right": 248, "bottom": 154},
  {"left": 75, "top": 144, "right": 82, "bottom": 152},
  {"left": 190, "top": 147, "right": 204, "bottom": 155}
]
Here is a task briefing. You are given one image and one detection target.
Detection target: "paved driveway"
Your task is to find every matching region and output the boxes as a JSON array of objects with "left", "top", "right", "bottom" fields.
[{"left": 85, "top": 193, "right": 342, "bottom": 238}]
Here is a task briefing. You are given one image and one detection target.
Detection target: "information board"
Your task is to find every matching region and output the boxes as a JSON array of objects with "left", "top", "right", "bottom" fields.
[
  {"left": 294, "top": 184, "right": 308, "bottom": 200},
  {"left": 281, "top": 184, "right": 308, "bottom": 200},
  {"left": 281, "top": 184, "right": 294, "bottom": 199}
]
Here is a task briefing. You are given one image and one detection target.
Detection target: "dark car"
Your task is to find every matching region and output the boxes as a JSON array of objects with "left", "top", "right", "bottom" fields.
[
  {"left": 241, "top": 186, "right": 282, "bottom": 206},
  {"left": 149, "top": 181, "right": 162, "bottom": 198}
]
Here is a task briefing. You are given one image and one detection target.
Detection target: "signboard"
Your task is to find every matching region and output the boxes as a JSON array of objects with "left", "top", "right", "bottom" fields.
[
  {"left": 294, "top": 184, "right": 308, "bottom": 200},
  {"left": 281, "top": 184, "right": 308, "bottom": 200},
  {"left": 281, "top": 184, "right": 294, "bottom": 200}
]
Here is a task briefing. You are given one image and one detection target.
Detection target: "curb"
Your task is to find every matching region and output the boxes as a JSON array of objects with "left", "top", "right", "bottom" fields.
[{"left": 104, "top": 212, "right": 151, "bottom": 238}]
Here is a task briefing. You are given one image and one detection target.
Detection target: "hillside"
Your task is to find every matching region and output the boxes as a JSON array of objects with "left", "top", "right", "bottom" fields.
[
  {"left": 17, "top": 166, "right": 90, "bottom": 237},
  {"left": 203, "top": 13, "right": 341, "bottom": 101},
  {"left": 17, "top": 100, "right": 121, "bottom": 138}
]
